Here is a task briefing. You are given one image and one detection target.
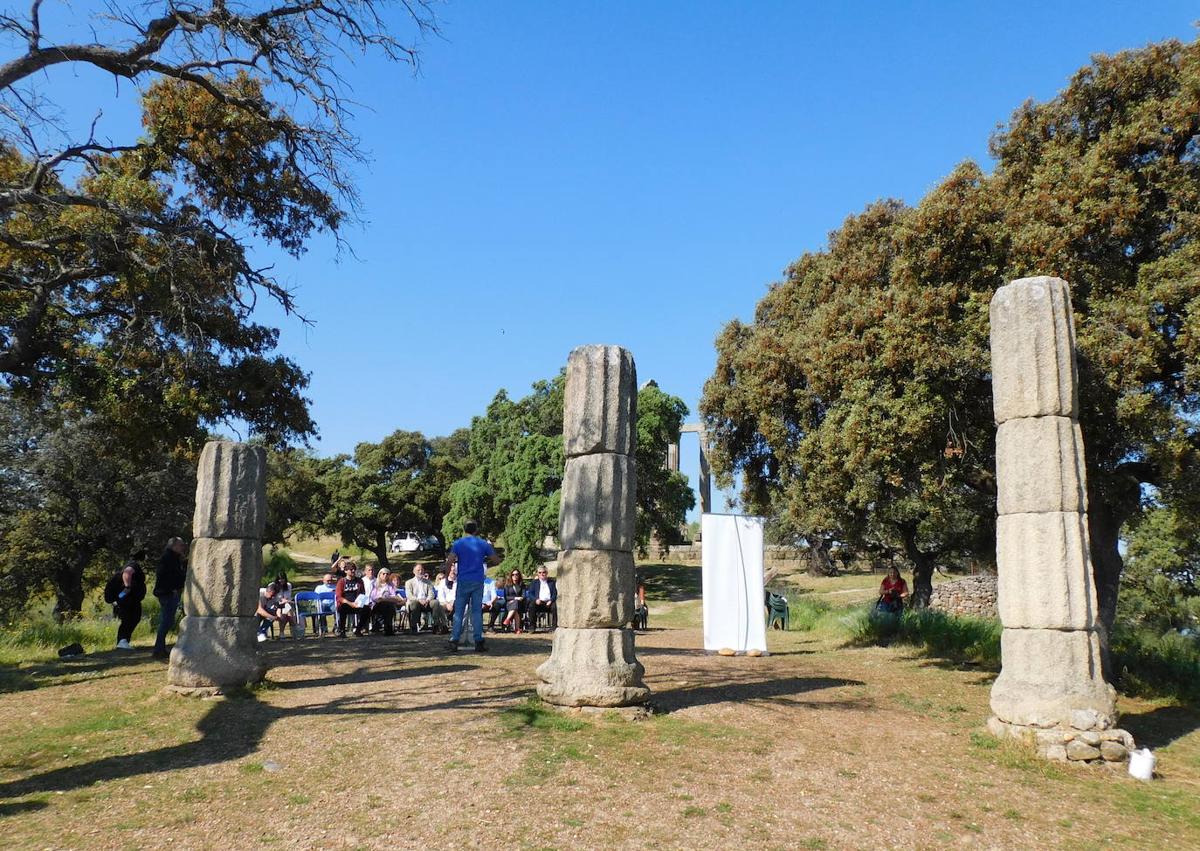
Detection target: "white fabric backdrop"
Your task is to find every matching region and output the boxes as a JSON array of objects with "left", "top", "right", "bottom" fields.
[{"left": 701, "top": 514, "right": 767, "bottom": 653}]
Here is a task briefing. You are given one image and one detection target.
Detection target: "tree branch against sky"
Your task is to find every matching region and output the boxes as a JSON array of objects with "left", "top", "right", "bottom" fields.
[{"left": 0, "top": 0, "right": 436, "bottom": 445}]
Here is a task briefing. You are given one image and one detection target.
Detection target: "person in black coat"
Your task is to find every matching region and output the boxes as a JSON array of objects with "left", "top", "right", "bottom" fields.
[
  {"left": 152, "top": 537, "right": 187, "bottom": 659},
  {"left": 524, "top": 566, "right": 558, "bottom": 630},
  {"left": 104, "top": 552, "right": 147, "bottom": 649}
]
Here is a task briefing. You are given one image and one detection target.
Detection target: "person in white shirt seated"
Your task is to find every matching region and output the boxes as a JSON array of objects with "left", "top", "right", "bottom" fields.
[
  {"left": 481, "top": 576, "right": 503, "bottom": 631},
  {"left": 525, "top": 565, "right": 557, "bottom": 631},
  {"left": 435, "top": 566, "right": 457, "bottom": 627},
  {"left": 369, "top": 567, "right": 403, "bottom": 635}
]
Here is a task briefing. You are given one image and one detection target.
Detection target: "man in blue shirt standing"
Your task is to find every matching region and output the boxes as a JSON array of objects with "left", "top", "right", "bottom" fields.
[{"left": 445, "top": 519, "right": 500, "bottom": 652}]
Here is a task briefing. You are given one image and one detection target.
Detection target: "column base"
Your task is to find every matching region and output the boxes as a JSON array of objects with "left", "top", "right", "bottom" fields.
[
  {"left": 989, "top": 627, "right": 1116, "bottom": 728},
  {"left": 536, "top": 627, "right": 650, "bottom": 707},
  {"left": 167, "top": 615, "right": 265, "bottom": 692},
  {"left": 987, "top": 716, "right": 1134, "bottom": 763}
]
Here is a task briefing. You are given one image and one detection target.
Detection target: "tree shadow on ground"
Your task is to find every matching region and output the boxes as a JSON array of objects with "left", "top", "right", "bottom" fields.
[
  {"left": 0, "top": 650, "right": 169, "bottom": 695},
  {"left": 1120, "top": 703, "right": 1200, "bottom": 750},
  {"left": 652, "top": 674, "right": 865, "bottom": 713},
  {"left": 0, "top": 672, "right": 535, "bottom": 802}
]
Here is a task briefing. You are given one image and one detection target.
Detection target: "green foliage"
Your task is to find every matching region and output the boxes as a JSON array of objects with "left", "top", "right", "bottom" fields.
[
  {"left": 1111, "top": 625, "right": 1200, "bottom": 703},
  {"left": 845, "top": 607, "right": 1002, "bottom": 667},
  {"left": 703, "top": 38, "right": 1200, "bottom": 624},
  {"left": 444, "top": 375, "right": 694, "bottom": 570},
  {"left": 263, "top": 550, "right": 298, "bottom": 583},
  {"left": 314, "top": 429, "right": 465, "bottom": 568},
  {"left": 1118, "top": 505, "right": 1200, "bottom": 633}
]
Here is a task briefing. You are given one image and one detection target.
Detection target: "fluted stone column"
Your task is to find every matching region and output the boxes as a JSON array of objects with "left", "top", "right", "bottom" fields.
[
  {"left": 986, "top": 277, "right": 1132, "bottom": 762},
  {"left": 167, "top": 440, "right": 267, "bottom": 693},
  {"left": 537, "top": 345, "right": 650, "bottom": 707}
]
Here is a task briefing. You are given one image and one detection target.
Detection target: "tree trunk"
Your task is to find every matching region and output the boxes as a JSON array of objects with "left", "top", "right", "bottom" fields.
[
  {"left": 805, "top": 534, "right": 835, "bottom": 577},
  {"left": 1087, "top": 490, "right": 1126, "bottom": 680},
  {"left": 899, "top": 529, "right": 935, "bottom": 608},
  {"left": 52, "top": 549, "right": 90, "bottom": 621},
  {"left": 372, "top": 529, "right": 390, "bottom": 571}
]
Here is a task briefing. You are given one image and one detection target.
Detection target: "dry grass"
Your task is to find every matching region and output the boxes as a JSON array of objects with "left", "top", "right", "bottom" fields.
[{"left": 1, "top": 564, "right": 1197, "bottom": 850}]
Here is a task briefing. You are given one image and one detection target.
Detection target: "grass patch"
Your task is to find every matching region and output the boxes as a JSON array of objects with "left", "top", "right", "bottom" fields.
[
  {"left": 844, "top": 607, "right": 1001, "bottom": 667},
  {"left": 500, "top": 698, "right": 587, "bottom": 733}
]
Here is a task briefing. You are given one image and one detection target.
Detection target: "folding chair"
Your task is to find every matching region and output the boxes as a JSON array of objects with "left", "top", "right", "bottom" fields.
[{"left": 294, "top": 591, "right": 323, "bottom": 636}]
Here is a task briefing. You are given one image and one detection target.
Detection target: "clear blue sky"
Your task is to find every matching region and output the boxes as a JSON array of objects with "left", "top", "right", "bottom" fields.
[{"left": 29, "top": 1, "right": 1200, "bottom": 513}]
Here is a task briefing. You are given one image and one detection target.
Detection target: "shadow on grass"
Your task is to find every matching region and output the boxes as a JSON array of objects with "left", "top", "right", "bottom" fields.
[
  {"left": 637, "top": 563, "right": 703, "bottom": 603},
  {"left": 0, "top": 649, "right": 168, "bottom": 695},
  {"left": 1120, "top": 703, "right": 1200, "bottom": 750}
]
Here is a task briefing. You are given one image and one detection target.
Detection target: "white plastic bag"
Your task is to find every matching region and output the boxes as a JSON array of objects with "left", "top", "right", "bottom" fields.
[{"left": 1128, "top": 748, "right": 1156, "bottom": 781}]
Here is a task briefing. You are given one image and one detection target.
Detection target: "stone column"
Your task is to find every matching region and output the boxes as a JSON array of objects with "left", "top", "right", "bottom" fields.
[
  {"left": 167, "top": 440, "right": 267, "bottom": 694},
  {"left": 987, "top": 277, "right": 1132, "bottom": 763},
  {"left": 537, "top": 345, "right": 650, "bottom": 708}
]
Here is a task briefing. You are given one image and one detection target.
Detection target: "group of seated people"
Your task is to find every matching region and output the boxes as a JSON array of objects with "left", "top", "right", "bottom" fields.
[{"left": 257, "top": 556, "right": 584, "bottom": 640}]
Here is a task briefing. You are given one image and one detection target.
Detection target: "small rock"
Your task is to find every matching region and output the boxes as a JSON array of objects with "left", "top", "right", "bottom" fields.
[
  {"left": 1070, "top": 709, "right": 1101, "bottom": 731},
  {"left": 1079, "top": 731, "right": 1101, "bottom": 746},
  {"left": 717, "top": 648, "right": 735, "bottom": 656},
  {"left": 262, "top": 760, "right": 282, "bottom": 773},
  {"left": 1065, "top": 741, "right": 1101, "bottom": 761},
  {"left": 746, "top": 649, "right": 763, "bottom": 657},
  {"left": 1044, "top": 744, "right": 1068, "bottom": 762},
  {"left": 1099, "top": 741, "right": 1128, "bottom": 762}
]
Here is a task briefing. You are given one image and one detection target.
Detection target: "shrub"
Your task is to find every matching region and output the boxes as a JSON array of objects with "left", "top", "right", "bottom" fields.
[
  {"left": 1111, "top": 626, "right": 1200, "bottom": 703},
  {"left": 264, "top": 549, "right": 298, "bottom": 582},
  {"left": 846, "top": 606, "right": 1001, "bottom": 667}
]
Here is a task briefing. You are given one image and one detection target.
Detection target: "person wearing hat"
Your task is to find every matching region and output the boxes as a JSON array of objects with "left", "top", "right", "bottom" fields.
[{"left": 369, "top": 567, "right": 401, "bottom": 635}]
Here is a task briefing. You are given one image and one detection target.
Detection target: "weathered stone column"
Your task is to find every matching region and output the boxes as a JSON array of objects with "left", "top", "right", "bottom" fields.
[
  {"left": 167, "top": 440, "right": 267, "bottom": 694},
  {"left": 987, "top": 277, "right": 1132, "bottom": 763},
  {"left": 537, "top": 345, "right": 650, "bottom": 707}
]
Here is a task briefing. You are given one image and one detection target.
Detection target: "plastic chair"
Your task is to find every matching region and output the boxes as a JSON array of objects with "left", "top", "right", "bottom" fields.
[
  {"left": 766, "top": 592, "right": 790, "bottom": 630},
  {"left": 294, "top": 591, "right": 324, "bottom": 636}
]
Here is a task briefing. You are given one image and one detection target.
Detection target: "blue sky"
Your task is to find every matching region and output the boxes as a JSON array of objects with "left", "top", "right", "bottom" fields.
[{"left": 27, "top": 1, "right": 1200, "bottom": 513}]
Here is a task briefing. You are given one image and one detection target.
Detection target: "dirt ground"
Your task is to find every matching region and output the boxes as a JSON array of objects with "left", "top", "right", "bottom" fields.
[{"left": 1, "top": 575, "right": 1197, "bottom": 850}]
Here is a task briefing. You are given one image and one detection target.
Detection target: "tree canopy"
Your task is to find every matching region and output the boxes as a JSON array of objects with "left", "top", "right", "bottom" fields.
[{"left": 702, "top": 38, "right": 1200, "bottom": 621}]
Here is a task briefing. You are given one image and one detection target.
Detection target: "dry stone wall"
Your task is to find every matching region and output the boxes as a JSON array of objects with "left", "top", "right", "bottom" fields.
[{"left": 928, "top": 575, "right": 997, "bottom": 619}]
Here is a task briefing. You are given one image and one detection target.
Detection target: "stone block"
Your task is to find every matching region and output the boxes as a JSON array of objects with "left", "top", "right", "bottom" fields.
[
  {"left": 563, "top": 345, "right": 637, "bottom": 458},
  {"left": 536, "top": 627, "right": 649, "bottom": 706},
  {"left": 559, "top": 453, "right": 636, "bottom": 551},
  {"left": 996, "top": 417, "right": 1088, "bottom": 514},
  {"left": 184, "top": 538, "right": 262, "bottom": 617},
  {"left": 1044, "top": 744, "right": 1068, "bottom": 762},
  {"left": 192, "top": 441, "right": 267, "bottom": 539},
  {"left": 990, "top": 628, "right": 1116, "bottom": 728},
  {"left": 1066, "top": 741, "right": 1102, "bottom": 761},
  {"left": 990, "top": 276, "right": 1078, "bottom": 423},
  {"left": 167, "top": 615, "right": 265, "bottom": 690},
  {"left": 556, "top": 549, "right": 635, "bottom": 629},
  {"left": 1100, "top": 741, "right": 1129, "bottom": 762},
  {"left": 996, "top": 512, "right": 1098, "bottom": 630}
]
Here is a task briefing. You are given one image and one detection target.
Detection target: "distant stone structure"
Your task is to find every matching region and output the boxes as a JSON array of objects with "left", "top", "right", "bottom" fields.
[
  {"left": 537, "top": 345, "right": 650, "bottom": 707},
  {"left": 167, "top": 440, "right": 267, "bottom": 694},
  {"left": 929, "top": 575, "right": 997, "bottom": 619},
  {"left": 667, "top": 423, "right": 712, "bottom": 515},
  {"left": 986, "top": 277, "right": 1133, "bottom": 762}
]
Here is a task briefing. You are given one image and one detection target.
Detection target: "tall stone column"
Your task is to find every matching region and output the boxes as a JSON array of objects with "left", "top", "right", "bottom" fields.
[
  {"left": 167, "top": 440, "right": 267, "bottom": 694},
  {"left": 537, "top": 345, "right": 650, "bottom": 708},
  {"left": 987, "top": 277, "right": 1132, "bottom": 763}
]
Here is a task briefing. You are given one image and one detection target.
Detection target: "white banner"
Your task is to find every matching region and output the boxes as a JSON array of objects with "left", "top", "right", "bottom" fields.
[{"left": 701, "top": 513, "right": 767, "bottom": 654}]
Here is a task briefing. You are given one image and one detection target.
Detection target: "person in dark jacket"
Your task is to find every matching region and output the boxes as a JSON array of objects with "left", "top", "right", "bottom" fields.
[
  {"left": 104, "top": 552, "right": 147, "bottom": 649},
  {"left": 152, "top": 537, "right": 187, "bottom": 659},
  {"left": 524, "top": 565, "right": 557, "bottom": 631}
]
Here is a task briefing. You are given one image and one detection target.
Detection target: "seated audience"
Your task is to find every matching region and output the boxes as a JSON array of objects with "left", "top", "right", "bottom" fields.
[
  {"left": 633, "top": 570, "right": 648, "bottom": 629},
  {"left": 370, "top": 567, "right": 401, "bottom": 635},
  {"left": 311, "top": 572, "right": 338, "bottom": 635},
  {"left": 335, "top": 561, "right": 368, "bottom": 636},
  {"left": 502, "top": 569, "right": 527, "bottom": 633},
  {"left": 436, "top": 566, "right": 457, "bottom": 627},
  {"left": 525, "top": 565, "right": 557, "bottom": 630},
  {"left": 360, "top": 563, "right": 377, "bottom": 631},
  {"left": 482, "top": 576, "right": 503, "bottom": 631},
  {"left": 876, "top": 565, "right": 909, "bottom": 615},
  {"left": 256, "top": 583, "right": 294, "bottom": 641},
  {"left": 405, "top": 563, "right": 443, "bottom": 634}
]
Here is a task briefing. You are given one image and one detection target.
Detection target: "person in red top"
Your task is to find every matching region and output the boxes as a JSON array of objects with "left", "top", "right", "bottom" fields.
[{"left": 877, "top": 565, "right": 909, "bottom": 614}]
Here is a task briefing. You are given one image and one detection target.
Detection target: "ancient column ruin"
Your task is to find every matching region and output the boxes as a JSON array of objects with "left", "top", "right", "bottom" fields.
[
  {"left": 167, "top": 440, "right": 267, "bottom": 694},
  {"left": 537, "top": 345, "right": 650, "bottom": 708},
  {"left": 987, "top": 276, "right": 1133, "bottom": 763}
]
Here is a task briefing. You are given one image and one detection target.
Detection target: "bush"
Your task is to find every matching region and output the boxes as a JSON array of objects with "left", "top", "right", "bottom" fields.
[
  {"left": 264, "top": 549, "right": 298, "bottom": 582},
  {"left": 845, "top": 606, "right": 1001, "bottom": 667},
  {"left": 1111, "top": 626, "right": 1200, "bottom": 703}
]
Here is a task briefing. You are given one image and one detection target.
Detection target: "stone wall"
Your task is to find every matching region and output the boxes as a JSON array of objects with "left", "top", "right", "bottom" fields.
[{"left": 929, "top": 575, "right": 998, "bottom": 619}]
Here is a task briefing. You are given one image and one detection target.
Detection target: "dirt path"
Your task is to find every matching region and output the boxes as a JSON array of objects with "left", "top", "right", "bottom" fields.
[{"left": 1, "top": 615, "right": 1197, "bottom": 849}]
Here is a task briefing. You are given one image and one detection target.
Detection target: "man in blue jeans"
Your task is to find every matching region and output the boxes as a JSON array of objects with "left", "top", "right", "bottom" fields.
[
  {"left": 152, "top": 537, "right": 187, "bottom": 659},
  {"left": 445, "top": 520, "right": 500, "bottom": 652}
]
